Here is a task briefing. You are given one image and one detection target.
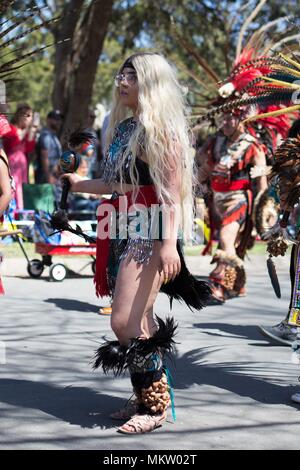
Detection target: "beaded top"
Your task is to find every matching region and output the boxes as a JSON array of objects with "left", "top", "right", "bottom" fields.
[{"left": 102, "top": 117, "right": 152, "bottom": 186}]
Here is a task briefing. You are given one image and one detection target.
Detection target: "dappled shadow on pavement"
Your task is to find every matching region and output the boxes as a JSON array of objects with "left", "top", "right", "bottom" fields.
[
  {"left": 170, "top": 347, "right": 299, "bottom": 408},
  {"left": 44, "top": 298, "right": 99, "bottom": 313},
  {"left": 0, "top": 379, "right": 124, "bottom": 429},
  {"left": 193, "top": 322, "right": 266, "bottom": 342}
]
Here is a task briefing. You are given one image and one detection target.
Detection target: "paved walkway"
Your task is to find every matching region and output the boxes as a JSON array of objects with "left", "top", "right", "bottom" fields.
[{"left": 0, "top": 252, "right": 299, "bottom": 449}]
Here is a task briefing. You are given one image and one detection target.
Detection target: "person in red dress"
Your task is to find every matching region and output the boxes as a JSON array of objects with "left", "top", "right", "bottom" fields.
[
  {"left": 2, "top": 104, "right": 37, "bottom": 209},
  {"left": 0, "top": 114, "right": 13, "bottom": 294}
]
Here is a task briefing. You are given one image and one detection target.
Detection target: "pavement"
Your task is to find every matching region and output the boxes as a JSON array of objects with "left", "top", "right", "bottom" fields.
[{"left": 1, "top": 252, "right": 300, "bottom": 450}]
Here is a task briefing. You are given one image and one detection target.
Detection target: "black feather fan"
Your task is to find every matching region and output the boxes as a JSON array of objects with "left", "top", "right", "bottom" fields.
[
  {"left": 68, "top": 129, "right": 97, "bottom": 149},
  {"left": 160, "top": 241, "right": 212, "bottom": 310},
  {"left": 50, "top": 210, "right": 96, "bottom": 244}
]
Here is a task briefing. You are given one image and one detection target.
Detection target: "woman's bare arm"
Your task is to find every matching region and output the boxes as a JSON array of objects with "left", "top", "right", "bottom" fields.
[
  {"left": 62, "top": 173, "right": 135, "bottom": 195},
  {"left": 0, "top": 158, "right": 12, "bottom": 216}
]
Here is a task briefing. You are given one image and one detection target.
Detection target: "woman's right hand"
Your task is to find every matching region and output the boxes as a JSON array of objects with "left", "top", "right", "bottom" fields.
[{"left": 60, "top": 173, "right": 83, "bottom": 192}]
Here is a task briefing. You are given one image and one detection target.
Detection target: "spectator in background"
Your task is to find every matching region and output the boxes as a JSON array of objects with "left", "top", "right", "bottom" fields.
[
  {"left": 85, "top": 108, "right": 103, "bottom": 178},
  {"left": 70, "top": 156, "right": 100, "bottom": 213},
  {"left": 0, "top": 116, "right": 13, "bottom": 219},
  {"left": 35, "top": 110, "right": 63, "bottom": 184},
  {"left": 2, "top": 104, "right": 37, "bottom": 209}
]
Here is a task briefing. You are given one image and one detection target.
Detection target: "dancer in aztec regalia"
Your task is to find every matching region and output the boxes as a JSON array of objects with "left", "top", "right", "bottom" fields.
[
  {"left": 173, "top": 24, "right": 293, "bottom": 303},
  {"left": 196, "top": 34, "right": 300, "bottom": 402}
]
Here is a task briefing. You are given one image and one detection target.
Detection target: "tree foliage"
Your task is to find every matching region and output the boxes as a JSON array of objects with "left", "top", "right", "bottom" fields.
[{"left": 2, "top": 0, "right": 300, "bottom": 127}]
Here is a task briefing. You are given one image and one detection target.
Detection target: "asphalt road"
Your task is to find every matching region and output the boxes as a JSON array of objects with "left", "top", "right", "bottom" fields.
[{"left": 0, "top": 253, "right": 299, "bottom": 450}]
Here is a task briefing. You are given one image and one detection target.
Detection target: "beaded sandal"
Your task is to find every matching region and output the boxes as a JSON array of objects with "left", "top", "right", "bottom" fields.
[{"left": 117, "top": 411, "right": 167, "bottom": 434}]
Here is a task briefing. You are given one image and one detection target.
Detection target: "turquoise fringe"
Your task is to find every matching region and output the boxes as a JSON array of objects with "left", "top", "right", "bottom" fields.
[{"left": 165, "top": 367, "right": 176, "bottom": 422}]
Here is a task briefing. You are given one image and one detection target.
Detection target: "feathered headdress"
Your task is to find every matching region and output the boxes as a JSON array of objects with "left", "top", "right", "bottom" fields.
[
  {"left": 198, "top": 52, "right": 299, "bottom": 136},
  {"left": 171, "top": 10, "right": 298, "bottom": 143}
]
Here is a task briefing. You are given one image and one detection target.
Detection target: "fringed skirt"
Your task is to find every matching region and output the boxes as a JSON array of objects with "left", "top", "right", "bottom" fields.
[
  {"left": 96, "top": 190, "right": 211, "bottom": 310},
  {"left": 107, "top": 202, "right": 162, "bottom": 296},
  {"left": 213, "top": 190, "right": 251, "bottom": 227}
]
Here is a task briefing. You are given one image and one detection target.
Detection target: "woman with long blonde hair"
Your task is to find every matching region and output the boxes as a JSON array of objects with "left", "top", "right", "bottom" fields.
[{"left": 63, "top": 52, "right": 210, "bottom": 434}]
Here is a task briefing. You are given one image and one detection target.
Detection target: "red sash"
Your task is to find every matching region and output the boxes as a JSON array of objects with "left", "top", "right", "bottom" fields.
[
  {"left": 211, "top": 179, "right": 250, "bottom": 192},
  {"left": 94, "top": 185, "right": 158, "bottom": 297}
]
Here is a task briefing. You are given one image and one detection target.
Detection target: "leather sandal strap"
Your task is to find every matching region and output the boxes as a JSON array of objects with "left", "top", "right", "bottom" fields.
[{"left": 119, "top": 412, "right": 166, "bottom": 434}]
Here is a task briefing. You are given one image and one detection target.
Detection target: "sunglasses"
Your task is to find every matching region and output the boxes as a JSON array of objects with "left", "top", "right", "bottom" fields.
[{"left": 114, "top": 72, "right": 137, "bottom": 87}]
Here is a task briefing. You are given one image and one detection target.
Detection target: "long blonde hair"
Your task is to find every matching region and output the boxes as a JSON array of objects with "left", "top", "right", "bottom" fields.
[{"left": 106, "top": 52, "right": 194, "bottom": 240}]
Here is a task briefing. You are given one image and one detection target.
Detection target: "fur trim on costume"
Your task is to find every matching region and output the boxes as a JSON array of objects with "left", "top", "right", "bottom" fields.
[
  {"left": 93, "top": 341, "right": 128, "bottom": 375},
  {"left": 211, "top": 249, "right": 244, "bottom": 267},
  {"left": 160, "top": 241, "right": 211, "bottom": 310}
]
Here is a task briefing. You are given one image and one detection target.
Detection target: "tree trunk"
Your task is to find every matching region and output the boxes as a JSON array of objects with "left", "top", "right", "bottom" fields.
[
  {"left": 52, "top": 0, "right": 114, "bottom": 143},
  {"left": 52, "top": 0, "right": 85, "bottom": 117}
]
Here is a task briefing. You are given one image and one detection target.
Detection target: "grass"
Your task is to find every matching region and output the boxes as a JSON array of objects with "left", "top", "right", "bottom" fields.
[
  {"left": 0, "top": 239, "right": 287, "bottom": 258},
  {"left": 184, "top": 241, "right": 291, "bottom": 256},
  {"left": 0, "top": 241, "right": 35, "bottom": 258}
]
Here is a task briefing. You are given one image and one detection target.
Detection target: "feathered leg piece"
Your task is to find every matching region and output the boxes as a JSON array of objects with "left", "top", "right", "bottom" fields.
[
  {"left": 127, "top": 316, "right": 177, "bottom": 417},
  {"left": 209, "top": 249, "right": 246, "bottom": 301}
]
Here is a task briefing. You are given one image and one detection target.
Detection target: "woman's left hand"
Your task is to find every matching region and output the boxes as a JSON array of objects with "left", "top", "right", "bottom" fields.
[{"left": 159, "top": 243, "right": 181, "bottom": 283}]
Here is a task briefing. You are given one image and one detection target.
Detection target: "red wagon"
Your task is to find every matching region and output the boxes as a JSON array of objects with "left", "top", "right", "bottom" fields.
[{"left": 28, "top": 242, "right": 97, "bottom": 281}]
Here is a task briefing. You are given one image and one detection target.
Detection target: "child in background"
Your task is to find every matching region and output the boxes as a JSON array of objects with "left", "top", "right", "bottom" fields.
[{"left": 70, "top": 157, "right": 101, "bottom": 213}]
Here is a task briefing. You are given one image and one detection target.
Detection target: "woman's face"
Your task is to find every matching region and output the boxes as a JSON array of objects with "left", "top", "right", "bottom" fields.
[
  {"left": 19, "top": 110, "right": 33, "bottom": 129},
  {"left": 115, "top": 67, "right": 139, "bottom": 112},
  {"left": 221, "top": 113, "right": 243, "bottom": 136}
]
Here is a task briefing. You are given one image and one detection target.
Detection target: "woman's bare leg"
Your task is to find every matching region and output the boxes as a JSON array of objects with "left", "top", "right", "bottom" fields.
[
  {"left": 110, "top": 241, "right": 168, "bottom": 432},
  {"left": 219, "top": 221, "right": 240, "bottom": 256},
  {"left": 142, "top": 307, "right": 157, "bottom": 338},
  {"left": 111, "top": 240, "right": 163, "bottom": 345},
  {"left": 210, "top": 221, "right": 240, "bottom": 279}
]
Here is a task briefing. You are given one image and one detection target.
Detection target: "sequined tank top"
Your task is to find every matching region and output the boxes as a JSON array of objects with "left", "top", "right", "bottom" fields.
[{"left": 102, "top": 117, "right": 152, "bottom": 186}]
